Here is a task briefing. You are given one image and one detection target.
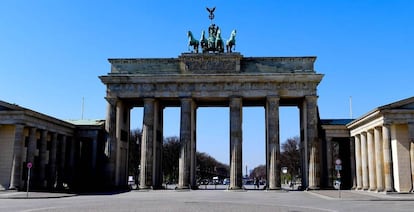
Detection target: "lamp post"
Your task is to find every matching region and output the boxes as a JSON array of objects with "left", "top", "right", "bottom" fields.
[{"left": 281, "top": 167, "right": 288, "bottom": 187}]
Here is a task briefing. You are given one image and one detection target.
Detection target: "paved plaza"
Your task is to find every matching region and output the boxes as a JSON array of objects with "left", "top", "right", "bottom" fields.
[{"left": 1, "top": 189, "right": 414, "bottom": 212}]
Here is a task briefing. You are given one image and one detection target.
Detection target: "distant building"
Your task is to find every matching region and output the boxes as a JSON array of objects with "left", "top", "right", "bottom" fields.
[{"left": 0, "top": 100, "right": 106, "bottom": 191}]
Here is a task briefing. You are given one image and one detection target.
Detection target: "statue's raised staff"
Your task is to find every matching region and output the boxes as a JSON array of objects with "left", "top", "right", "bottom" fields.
[
  {"left": 187, "top": 31, "right": 199, "bottom": 53},
  {"left": 226, "top": 30, "right": 236, "bottom": 53}
]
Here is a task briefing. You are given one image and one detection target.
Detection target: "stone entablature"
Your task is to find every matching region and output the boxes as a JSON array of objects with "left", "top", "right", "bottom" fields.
[
  {"left": 102, "top": 54, "right": 322, "bottom": 104},
  {"left": 0, "top": 102, "right": 75, "bottom": 134},
  {"left": 101, "top": 74, "right": 322, "bottom": 101},
  {"left": 108, "top": 53, "right": 316, "bottom": 75}
]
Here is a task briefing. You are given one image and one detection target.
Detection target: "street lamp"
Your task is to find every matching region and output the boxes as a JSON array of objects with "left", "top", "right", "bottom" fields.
[{"left": 281, "top": 167, "right": 288, "bottom": 185}]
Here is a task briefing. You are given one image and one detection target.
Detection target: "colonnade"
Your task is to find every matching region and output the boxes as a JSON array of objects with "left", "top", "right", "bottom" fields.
[
  {"left": 128, "top": 95, "right": 320, "bottom": 190},
  {"left": 8, "top": 125, "right": 75, "bottom": 190},
  {"left": 353, "top": 125, "right": 393, "bottom": 192}
]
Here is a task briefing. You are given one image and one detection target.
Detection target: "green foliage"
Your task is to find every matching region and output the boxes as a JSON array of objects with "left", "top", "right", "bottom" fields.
[{"left": 280, "top": 136, "right": 301, "bottom": 181}]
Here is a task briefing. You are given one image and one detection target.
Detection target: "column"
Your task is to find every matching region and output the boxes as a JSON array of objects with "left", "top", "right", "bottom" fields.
[
  {"left": 139, "top": 98, "right": 155, "bottom": 189},
  {"left": 38, "top": 130, "right": 48, "bottom": 188},
  {"left": 105, "top": 98, "right": 118, "bottom": 187},
  {"left": 360, "top": 132, "right": 369, "bottom": 190},
  {"left": 374, "top": 127, "right": 384, "bottom": 191},
  {"left": 354, "top": 135, "right": 363, "bottom": 190},
  {"left": 299, "top": 102, "right": 308, "bottom": 188},
  {"left": 9, "top": 124, "right": 24, "bottom": 189},
  {"left": 349, "top": 136, "right": 357, "bottom": 189},
  {"left": 178, "top": 98, "right": 196, "bottom": 189},
  {"left": 48, "top": 133, "right": 58, "bottom": 189},
  {"left": 67, "top": 136, "right": 76, "bottom": 188},
  {"left": 382, "top": 124, "right": 393, "bottom": 192},
  {"left": 326, "top": 137, "right": 333, "bottom": 188},
  {"left": 229, "top": 97, "right": 243, "bottom": 189},
  {"left": 92, "top": 136, "right": 98, "bottom": 171},
  {"left": 367, "top": 129, "right": 377, "bottom": 191},
  {"left": 265, "top": 96, "right": 280, "bottom": 190},
  {"left": 26, "top": 128, "right": 37, "bottom": 166},
  {"left": 408, "top": 122, "right": 414, "bottom": 192},
  {"left": 190, "top": 104, "right": 197, "bottom": 189},
  {"left": 152, "top": 102, "right": 163, "bottom": 189},
  {"left": 26, "top": 127, "right": 37, "bottom": 188},
  {"left": 305, "top": 96, "right": 320, "bottom": 189},
  {"left": 57, "top": 135, "right": 67, "bottom": 189}
]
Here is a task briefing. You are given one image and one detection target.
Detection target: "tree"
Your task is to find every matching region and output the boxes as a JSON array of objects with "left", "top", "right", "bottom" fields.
[
  {"left": 249, "top": 165, "right": 266, "bottom": 180},
  {"left": 162, "top": 136, "right": 180, "bottom": 183},
  {"left": 280, "top": 136, "right": 300, "bottom": 182},
  {"left": 197, "top": 152, "right": 229, "bottom": 180},
  {"left": 128, "top": 128, "right": 142, "bottom": 184}
]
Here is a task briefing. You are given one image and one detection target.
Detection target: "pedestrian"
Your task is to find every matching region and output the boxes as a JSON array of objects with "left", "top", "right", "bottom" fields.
[{"left": 254, "top": 177, "right": 259, "bottom": 189}]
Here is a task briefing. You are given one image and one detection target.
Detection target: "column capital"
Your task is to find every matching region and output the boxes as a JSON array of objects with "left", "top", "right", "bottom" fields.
[
  {"left": 105, "top": 97, "right": 118, "bottom": 105},
  {"left": 266, "top": 95, "right": 280, "bottom": 101},
  {"left": 229, "top": 96, "right": 242, "bottom": 106},
  {"left": 142, "top": 98, "right": 156, "bottom": 105},
  {"left": 383, "top": 122, "right": 392, "bottom": 127},
  {"left": 305, "top": 95, "right": 318, "bottom": 101}
]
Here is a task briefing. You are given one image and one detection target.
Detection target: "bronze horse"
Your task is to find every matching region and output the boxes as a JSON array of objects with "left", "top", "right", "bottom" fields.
[
  {"left": 187, "top": 31, "right": 199, "bottom": 53},
  {"left": 226, "top": 30, "right": 236, "bottom": 53}
]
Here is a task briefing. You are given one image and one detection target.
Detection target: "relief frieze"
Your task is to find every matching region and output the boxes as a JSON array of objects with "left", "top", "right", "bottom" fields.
[{"left": 108, "top": 81, "right": 316, "bottom": 97}]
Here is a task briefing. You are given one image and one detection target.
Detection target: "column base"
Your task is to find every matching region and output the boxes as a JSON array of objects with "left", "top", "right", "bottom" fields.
[
  {"left": 306, "top": 186, "right": 320, "bottom": 190},
  {"left": 267, "top": 187, "right": 281, "bottom": 191},
  {"left": 176, "top": 185, "right": 191, "bottom": 190},
  {"left": 228, "top": 186, "right": 243, "bottom": 190},
  {"left": 139, "top": 185, "right": 152, "bottom": 190}
]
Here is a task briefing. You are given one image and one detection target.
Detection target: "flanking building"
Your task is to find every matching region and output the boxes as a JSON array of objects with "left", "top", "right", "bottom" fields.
[
  {"left": 0, "top": 100, "right": 106, "bottom": 191},
  {"left": 347, "top": 97, "right": 414, "bottom": 192}
]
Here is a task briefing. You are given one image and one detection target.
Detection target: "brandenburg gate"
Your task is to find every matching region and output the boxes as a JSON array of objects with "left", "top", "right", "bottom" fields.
[
  {"left": 99, "top": 8, "right": 324, "bottom": 190},
  {"left": 100, "top": 52, "right": 324, "bottom": 190}
]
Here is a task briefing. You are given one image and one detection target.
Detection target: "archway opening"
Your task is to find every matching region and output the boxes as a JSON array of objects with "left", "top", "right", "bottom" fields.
[
  {"left": 243, "top": 107, "right": 265, "bottom": 189},
  {"left": 279, "top": 106, "right": 301, "bottom": 190},
  {"left": 196, "top": 107, "right": 229, "bottom": 189}
]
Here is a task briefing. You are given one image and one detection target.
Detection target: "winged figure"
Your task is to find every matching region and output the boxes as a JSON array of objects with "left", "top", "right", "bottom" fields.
[{"left": 206, "top": 7, "right": 216, "bottom": 20}]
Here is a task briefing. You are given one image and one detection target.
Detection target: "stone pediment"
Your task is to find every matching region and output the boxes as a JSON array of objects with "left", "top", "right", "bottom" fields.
[{"left": 378, "top": 96, "right": 414, "bottom": 110}]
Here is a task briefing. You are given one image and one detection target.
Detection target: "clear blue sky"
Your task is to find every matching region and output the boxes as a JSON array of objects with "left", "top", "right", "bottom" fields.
[{"left": 1, "top": 1, "right": 413, "bottom": 174}]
